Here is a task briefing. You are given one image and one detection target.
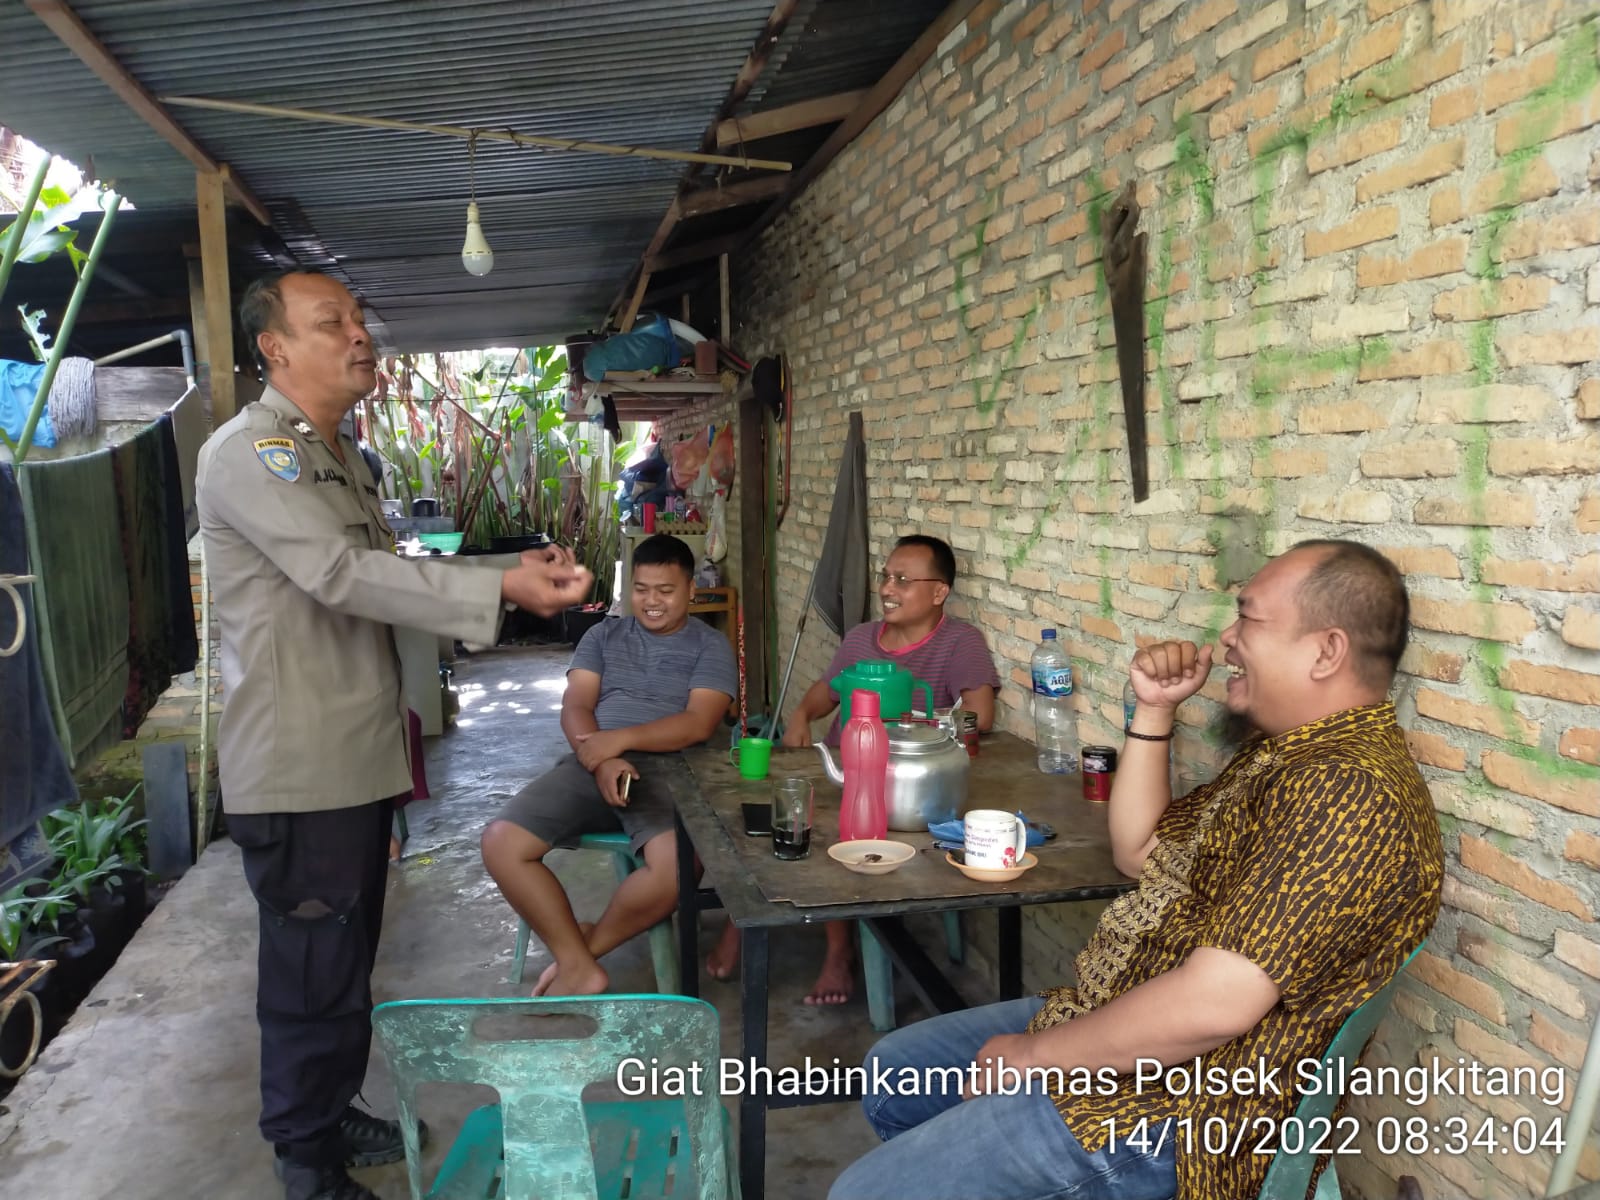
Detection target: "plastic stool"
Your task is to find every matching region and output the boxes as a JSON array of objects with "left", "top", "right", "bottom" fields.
[
  {"left": 860, "top": 912, "right": 964, "bottom": 1032},
  {"left": 510, "top": 831, "right": 682, "bottom": 995}
]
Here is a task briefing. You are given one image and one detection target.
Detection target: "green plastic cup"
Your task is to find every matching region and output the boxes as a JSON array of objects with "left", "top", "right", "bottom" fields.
[{"left": 729, "top": 737, "right": 773, "bottom": 780}]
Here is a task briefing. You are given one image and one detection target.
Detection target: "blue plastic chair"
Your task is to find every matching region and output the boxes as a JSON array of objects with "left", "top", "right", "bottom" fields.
[
  {"left": 1255, "top": 944, "right": 1425, "bottom": 1200},
  {"left": 372, "top": 995, "right": 737, "bottom": 1200},
  {"left": 511, "top": 832, "right": 681, "bottom": 995}
]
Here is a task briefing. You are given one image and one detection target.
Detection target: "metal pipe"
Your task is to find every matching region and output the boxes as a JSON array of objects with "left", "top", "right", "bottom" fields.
[
  {"left": 1545, "top": 1009, "right": 1600, "bottom": 1195},
  {"left": 174, "top": 327, "right": 196, "bottom": 386},
  {"left": 15, "top": 192, "right": 123, "bottom": 462},
  {"left": 163, "top": 94, "right": 792, "bottom": 173},
  {"left": 195, "top": 536, "right": 212, "bottom": 859},
  {"left": 93, "top": 330, "right": 177, "bottom": 366},
  {"left": 0, "top": 156, "right": 52, "bottom": 310}
]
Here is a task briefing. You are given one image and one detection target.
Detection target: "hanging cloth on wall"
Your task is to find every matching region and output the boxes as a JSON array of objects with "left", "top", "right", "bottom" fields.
[
  {"left": 0, "top": 463, "right": 80, "bottom": 861},
  {"left": 111, "top": 413, "right": 200, "bottom": 735},
  {"left": 17, "top": 448, "right": 131, "bottom": 768},
  {"left": 810, "top": 410, "right": 872, "bottom": 638}
]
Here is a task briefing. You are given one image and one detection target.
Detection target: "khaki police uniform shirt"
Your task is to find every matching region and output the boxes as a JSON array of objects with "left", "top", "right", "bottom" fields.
[{"left": 197, "top": 385, "right": 504, "bottom": 814}]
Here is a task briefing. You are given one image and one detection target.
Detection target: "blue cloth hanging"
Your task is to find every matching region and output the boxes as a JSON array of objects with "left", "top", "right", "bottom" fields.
[{"left": 0, "top": 360, "right": 56, "bottom": 448}]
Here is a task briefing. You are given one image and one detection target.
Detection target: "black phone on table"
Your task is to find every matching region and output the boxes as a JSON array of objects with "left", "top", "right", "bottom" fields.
[{"left": 741, "top": 802, "right": 772, "bottom": 837}]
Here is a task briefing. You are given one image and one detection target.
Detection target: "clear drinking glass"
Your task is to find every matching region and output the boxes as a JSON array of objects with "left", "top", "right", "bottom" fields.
[{"left": 771, "top": 778, "right": 814, "bottom": 860}]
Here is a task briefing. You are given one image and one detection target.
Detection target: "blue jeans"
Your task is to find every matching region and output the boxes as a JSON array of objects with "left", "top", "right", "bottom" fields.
[{"left": 828, "top": 998, "right": 1177, "bottom": 1200}]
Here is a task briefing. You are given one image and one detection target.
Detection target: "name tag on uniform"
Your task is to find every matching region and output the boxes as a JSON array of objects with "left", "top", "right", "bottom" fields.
[
  {"left": 253, "top": 438, "right": 301, "bottom": 482},
  {"left": 313, "top": 468, "right": 349, "bottom": 487}
]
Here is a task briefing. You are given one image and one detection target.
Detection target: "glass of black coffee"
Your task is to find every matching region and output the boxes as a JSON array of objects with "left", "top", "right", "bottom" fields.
[{"left": 772, "top": 778, "right": 813, "bottom": 860}]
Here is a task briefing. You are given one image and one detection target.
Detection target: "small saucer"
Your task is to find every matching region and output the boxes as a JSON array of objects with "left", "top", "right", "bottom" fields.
[
  {"left": 945, "top": 850, "right": 1038, "bottom": 883},
  {"left": 829, "top": 839, "right": 916, "bottom": 875}
]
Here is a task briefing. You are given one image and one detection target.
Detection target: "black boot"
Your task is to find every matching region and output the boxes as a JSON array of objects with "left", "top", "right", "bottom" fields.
[
  {"left": 280, "top": 1161, "right": 379, "bottom": 1200},
  {"left": 340, "top": 1103, "right": 428, "bottom": 1167}
]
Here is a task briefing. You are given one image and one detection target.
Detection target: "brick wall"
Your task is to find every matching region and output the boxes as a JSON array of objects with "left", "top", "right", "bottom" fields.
[{"left": 730, "top": 1, "right": 1600, "bottom": 1195}]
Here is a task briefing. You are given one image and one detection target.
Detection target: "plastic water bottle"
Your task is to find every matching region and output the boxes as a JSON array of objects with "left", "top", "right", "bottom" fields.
[
  {"left": 1031, "top": 629, "right": 1078, "bottom": 774},
  {"left": 839, "top": 688, "right": 889, "bottom": 841},
  {"left": 1123, "top": 680, "right": 1138, "bottom": 732}
]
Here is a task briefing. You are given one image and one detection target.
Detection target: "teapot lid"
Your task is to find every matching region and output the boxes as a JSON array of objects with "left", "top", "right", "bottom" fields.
[{"left": 885, "top": 721, "right": 958, "bottom": 754}]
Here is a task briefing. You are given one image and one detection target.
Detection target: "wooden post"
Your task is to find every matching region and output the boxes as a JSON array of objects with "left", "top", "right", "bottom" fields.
[
  {"left": 185, "top": 255, "right": 213, "bottom": 409},
  {"left": 196, "top": 169, "right": 236, "bottom": 423},
  {"left": 719, "top": 253, "right": 731, "bottom": 344},
  {"left": 736, "top": 373, "right": 767, "bottom": 718}
]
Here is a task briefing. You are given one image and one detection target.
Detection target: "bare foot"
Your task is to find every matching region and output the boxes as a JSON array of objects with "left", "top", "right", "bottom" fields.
[
  {"left": 388, "top": 835, "right": 403, "bottom": 863},
  {"left": 803, "top": 951, "right": 855, "bottom": 1006},
  {"left": 540, "top": 934, "right": 608, "bottom": 998},
  {"left": 706, "top": 921, "right": 739, "bottom": 981},
  {"left": 532, "top": 957, "right": 609, "bottom": 997}
]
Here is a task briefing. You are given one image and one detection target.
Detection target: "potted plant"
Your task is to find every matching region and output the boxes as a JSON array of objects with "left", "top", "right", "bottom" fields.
[{"left": 0, "top": 884, "right": 68, "bottom": 1078}]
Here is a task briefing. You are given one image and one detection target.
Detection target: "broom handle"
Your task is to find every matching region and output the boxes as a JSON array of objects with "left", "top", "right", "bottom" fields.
[{"left": 769, "top": 562, "right": 819, "bottom": 733}]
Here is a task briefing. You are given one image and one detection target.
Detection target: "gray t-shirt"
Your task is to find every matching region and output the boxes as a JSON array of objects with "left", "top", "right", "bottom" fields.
[{"left": 570, "top": 615, "right": 737, "bottom": 736}]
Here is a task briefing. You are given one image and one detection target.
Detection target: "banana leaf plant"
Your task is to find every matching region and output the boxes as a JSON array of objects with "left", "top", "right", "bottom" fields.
[{"left": 362, "top": 347, "right": 631, "bottom": 605}]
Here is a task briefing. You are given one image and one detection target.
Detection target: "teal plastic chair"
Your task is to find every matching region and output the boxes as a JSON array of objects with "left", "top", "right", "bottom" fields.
[
  {"left": 372, "top": 995, "right": 737, "bottom": 1200},
  {"left": 511, "top": 832, "right": 681, "bottom": 995},
  {"left": 860, "top": 913, "right": 964, "bottom": 1032},
  {"left": 1256, "top": 944, "right": 1425, "bottom": 1200}
]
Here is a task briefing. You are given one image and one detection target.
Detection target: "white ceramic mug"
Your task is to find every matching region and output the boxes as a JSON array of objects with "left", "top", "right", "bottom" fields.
[{"left": 963, "top": 809, "right": 1027, "bottom": 869}]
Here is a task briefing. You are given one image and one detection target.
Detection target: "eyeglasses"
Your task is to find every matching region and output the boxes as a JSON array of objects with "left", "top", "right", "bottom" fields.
[{"left": 877, "top": 571, "right": 943, "bottom": 587}]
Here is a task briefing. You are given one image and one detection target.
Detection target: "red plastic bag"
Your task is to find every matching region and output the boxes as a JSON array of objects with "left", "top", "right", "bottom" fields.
[
  {"left": 708, "top": 422, "right": 735, "bottom": 488},
  {"left": 669, "top": 435, "right": 709, "bottom": 491}
]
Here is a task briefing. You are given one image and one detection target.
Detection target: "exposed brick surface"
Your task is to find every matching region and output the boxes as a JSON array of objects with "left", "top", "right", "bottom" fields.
[{"left": 728, "top": 7, "right": 1600, "bottom": 1195}]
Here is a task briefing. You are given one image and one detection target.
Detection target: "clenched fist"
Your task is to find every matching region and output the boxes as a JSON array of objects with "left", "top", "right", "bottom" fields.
[{"left": 1129, "top": 640, "right": 1214, "bottom": 712}]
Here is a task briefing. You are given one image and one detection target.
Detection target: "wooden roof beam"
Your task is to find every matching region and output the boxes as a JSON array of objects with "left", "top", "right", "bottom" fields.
[
  {"left": 609, "top": 0, "right": 801, "bottom": 326},
  {"left": 24, "top": 0, "right": 271, "bottom": 226},
  {"left": 714, "top": 89, "right": 868, "bottom": 148},
  {"left": 738, "top": 0, "right": 985, "bottom": 252},
  {"left": 645, "top": 232, "right": 746, "bottom": 274},
  {"left": 678, "top": 174, "right": 790, "bottom": 219}
]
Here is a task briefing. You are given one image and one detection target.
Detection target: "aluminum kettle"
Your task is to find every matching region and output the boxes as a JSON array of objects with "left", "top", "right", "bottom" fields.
[{"left": 814, "top": 720, "right": 970, "bottom": 831}]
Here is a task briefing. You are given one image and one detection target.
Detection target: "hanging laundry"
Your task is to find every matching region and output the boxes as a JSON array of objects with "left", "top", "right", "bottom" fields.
[
  {"left": 167, "top": 384, "right": 209, "bottom": 538},
  {"left": 111, "top": 414, "right": 200, "bottom": 736},
  {"left": 17, "top": 448, "right": 130, "bottom": 768},
  {"left": 0, "top": 463, "right": 79, "bottom": 868},
  {"left": 0, "top": 360, "right": 57, "bottom": 448}
]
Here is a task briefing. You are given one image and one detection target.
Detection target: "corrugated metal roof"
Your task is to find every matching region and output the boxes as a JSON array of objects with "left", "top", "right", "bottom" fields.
[{"left": 0, "top": 0, "right": 786, "bottom": 349}]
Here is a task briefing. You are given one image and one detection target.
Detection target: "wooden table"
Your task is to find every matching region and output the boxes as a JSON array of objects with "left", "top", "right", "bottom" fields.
[{"left": 667, "top": 732, "right": 1136, "bottom": 1200}]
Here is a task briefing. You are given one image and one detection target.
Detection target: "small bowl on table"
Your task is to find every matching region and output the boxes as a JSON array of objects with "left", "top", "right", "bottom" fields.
[
  {"left": 945, "top": 850, "right": 1037, "bottom": 884},
  {"left": 828, "top": 840, "right": 915, "bottom": 875}
]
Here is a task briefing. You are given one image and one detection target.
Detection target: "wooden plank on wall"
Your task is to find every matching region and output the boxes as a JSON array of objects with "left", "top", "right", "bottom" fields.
[
  {"left": 196, "top": 170, "right": 237, "bottom": 423},
  {"left": 737, "top": 373, "right": 767, "bottom": 718},
  {"left": 714, "top": 90, "right": 868, "bottom": 147}
]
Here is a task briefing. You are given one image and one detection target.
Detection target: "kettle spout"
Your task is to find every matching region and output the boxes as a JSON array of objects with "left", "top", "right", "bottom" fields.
[{"left": 813, "top": 741, "right": 844, "bottom": 786}]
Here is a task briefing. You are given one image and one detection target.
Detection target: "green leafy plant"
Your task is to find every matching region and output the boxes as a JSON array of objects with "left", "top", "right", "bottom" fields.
[
  {"left": 0, "top": 883, "right": 68, "bottom": 960},
  {"left": 363, "top": 347, "right": 633, "bottom": 606},
  {"left": 41, "top": 785, "right": 148, "bottom": 909}
]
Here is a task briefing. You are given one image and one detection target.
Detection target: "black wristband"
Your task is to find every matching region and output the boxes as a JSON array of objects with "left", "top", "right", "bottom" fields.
[{"left": 1124, "top": 729, "right": 1175, "bottom": 742}]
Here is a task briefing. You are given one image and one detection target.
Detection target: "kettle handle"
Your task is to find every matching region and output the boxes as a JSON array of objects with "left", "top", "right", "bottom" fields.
[{"left": 912, "top": 681, "right": 934, "bottom": 716}]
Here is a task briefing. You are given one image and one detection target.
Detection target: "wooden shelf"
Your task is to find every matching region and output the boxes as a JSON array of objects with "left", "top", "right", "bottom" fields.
[{"left": 565, "top": 373, "right": 726, "bottom": 422}]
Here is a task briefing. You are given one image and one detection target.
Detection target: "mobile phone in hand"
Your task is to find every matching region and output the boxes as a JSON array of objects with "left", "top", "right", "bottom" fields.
[{"left": 742, "top": 802, "right": 772, "bottom": 837}]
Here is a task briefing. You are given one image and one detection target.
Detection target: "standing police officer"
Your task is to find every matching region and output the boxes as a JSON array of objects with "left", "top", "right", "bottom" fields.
[{"left": 197, "top": 269, "right": 593, "bottom": 1200}]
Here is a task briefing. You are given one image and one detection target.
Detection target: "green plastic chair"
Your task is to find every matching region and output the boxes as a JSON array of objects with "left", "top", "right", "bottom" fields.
[
  {"left": 372, "top": 995, "right": 737, "bottom": 1200},
  {"left": 860, "top": 913, "right": 964, "bottom": 1032},
  {"left": 1255, "top": 944, "right": 1425, "bottom": 1200},
  {"left": 511, "top": 832, "right": 681, "bottom": 995}
]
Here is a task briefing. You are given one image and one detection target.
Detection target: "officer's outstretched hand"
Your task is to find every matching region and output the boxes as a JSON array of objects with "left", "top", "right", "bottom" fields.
[{"left": 501, "top": 547, "right": 594, "bottom": 616}]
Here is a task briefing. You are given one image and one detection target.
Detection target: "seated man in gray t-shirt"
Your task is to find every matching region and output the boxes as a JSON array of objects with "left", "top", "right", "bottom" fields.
[{"left": 482, "top": 534, "right": 736, "bottom": 995}]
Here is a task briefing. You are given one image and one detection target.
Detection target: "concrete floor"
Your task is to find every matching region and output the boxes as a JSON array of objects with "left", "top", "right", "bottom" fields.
[{"left": 0, "top": 645, "right": 990, "bottom": 1199}]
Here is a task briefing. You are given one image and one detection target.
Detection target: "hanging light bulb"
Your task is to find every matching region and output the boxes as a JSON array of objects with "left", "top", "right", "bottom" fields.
[
  {"left": 461, "top": 131, "right": 494, "bottom": 276},
  {"left": 462, "top": 201, "right": 494, "bottom": 276}
]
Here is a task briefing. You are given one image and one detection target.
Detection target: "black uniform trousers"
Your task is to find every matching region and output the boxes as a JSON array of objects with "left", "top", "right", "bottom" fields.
[{"left": 229, "top": 796, "right": 394, "bottom": 1166}]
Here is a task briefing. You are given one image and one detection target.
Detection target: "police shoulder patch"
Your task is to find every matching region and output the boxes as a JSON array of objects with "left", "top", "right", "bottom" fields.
[{"left": 253, "top": 437, "right": 301, "bottom": 482}]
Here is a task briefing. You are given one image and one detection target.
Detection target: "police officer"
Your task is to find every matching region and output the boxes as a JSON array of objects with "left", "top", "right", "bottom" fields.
[{"left": 197, "top": 269, "right": 593, "bottom": 1200}]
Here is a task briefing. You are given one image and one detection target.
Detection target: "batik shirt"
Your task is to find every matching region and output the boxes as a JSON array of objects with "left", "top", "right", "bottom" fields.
[{"left": 1027, "top": 701, "right": 1443, "bottom": 1200}]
